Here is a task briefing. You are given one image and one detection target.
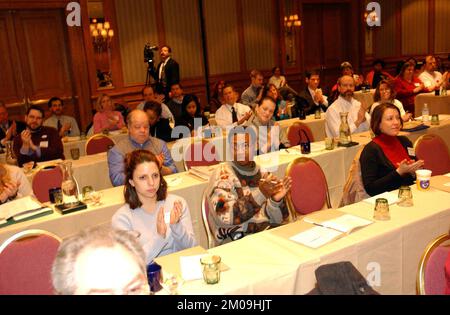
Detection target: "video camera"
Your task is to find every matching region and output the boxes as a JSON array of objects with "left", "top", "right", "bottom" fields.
[{"left": 144, "top": 44, "right": 158, "bottom": 65}]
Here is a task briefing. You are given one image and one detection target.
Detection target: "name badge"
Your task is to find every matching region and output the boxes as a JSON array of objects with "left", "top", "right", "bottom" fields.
[
  {"left": 407, "top": 147, "right": 415, "bottom": 157},
  {"left": 40, "top": 141, "right": 49, "bottom": 148},
  {"left": 42, "top": 134, "right": 48, "bottom": 139}
]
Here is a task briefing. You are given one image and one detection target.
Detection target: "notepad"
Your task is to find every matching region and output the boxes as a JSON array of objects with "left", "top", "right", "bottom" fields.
[
  {"left": 0, "top": 196, "right": 52, "bottom": 223},
  {"left": 363, "top": 192, "right": 399, "bottom": 205},
  {"left": 179, "top": 254, "right": 205, "bottom": 281},
  {"left": 188, "top": 166, "right": 217, "bottom": 181},
  {"left": 312, "top": 214, "right": 373, "bottom": 234},
  {"left": 290, "top": 226, "right": 343, "bottom": 249}
]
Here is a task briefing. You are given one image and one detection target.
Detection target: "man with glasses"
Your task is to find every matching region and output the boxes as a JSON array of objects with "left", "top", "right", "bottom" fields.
[{"left": 13, "top": 105, "right": 64, "bottom": 167}]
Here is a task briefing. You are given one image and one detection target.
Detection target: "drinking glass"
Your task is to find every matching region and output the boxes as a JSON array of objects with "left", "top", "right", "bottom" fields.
[
  {"left": 70, "top": 148, "right": 80, "bottom": 160},
  {"left": 397, "top": 186, "right": 413, "bottom": 207},
  {"left": 90, "top": 191, "right": 103, "bottom": 206},
  {"left": 325, "top": 137, "right": 335, "bottom": 150},
  {"left": 200, "top": 255, "right": 221, "bottom": 284},
  {"left": 373, "top": 198, "right": 390, "bottom": 221},
  {"left": 431, "top": 114, "right": 440, "bottom": 126}
]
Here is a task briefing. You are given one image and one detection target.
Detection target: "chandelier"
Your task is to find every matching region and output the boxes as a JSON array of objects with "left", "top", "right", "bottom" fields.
[
  {"left": 284, "top": 14, "right": 301, "bottom": 35},
  {"left": 90, "top": 19, "right": 114, "bottom": 52}
]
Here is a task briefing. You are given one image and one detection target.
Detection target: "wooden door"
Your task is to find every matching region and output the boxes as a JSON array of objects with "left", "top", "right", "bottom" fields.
[
  {"left": 0, "top": 11, "right": 25, "bottom": 107},
  {"left": 302, "top": 3, "right": 351, "bottom": 95},
  {"left": 13, "top": 10, "right": 73, "bottom": 105},
  {"left": 0, "top": 9, "right": 74, "bottom": 119}
]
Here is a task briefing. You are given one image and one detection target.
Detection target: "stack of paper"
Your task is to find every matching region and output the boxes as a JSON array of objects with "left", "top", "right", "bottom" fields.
[
  {"left": 290, "top": 214, "right": 373, "bottom": 249},
  {"left": 188, "top": 166, "right": 217, "bottom": 181},
  {"left": 0, "top": 196, "right": 52, "bottom": 224}
]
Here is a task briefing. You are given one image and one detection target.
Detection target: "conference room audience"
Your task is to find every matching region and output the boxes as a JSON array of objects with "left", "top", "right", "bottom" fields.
[
  {"left": 360, "top": 103, "right": 424, "bottom": 197},
  {"left": 0, "top": 101, "right": 26, "bottom": 147},
  {"left": 418, "top": 55, "right": 443, "bottom": 90},
  {"left": 297, "top": 69, "right": 329, "bottom": 115},
  {"left": 365, "top": 59, "right": 394, "bottom": 89},
  {"left": 93, "top": 94, "right": 125, "bottom": 134},
  {"left": 215, "top": 85, "right": 252, "bottom": 128},
  {"left": 265, "top": 84, "right": 289, "bottom": 120},
  {"left": 241, "top": 70, "right": 264, "bottom": 110},
  {"left": 331, "top": 62, "right": 364, "bottom": 94},
  {"left": 206, "top": 126, "right": 291, "bottom": 245},
  {"left": 112, "top": 150, "right": 197, "bottom": 264},
  {"left": 175, "top": 94, "right": 208, "bottom": 135},
  {"left": 52, "top": 226, "right": 150, "bottom": 295},
  {"left": 393, "top": 61, "right": 429, "bottom": 116},
  {"left": 143, "top": 101, "right": 174, "bottom": 143},
  {"left": 44, "top": 97, "right": 80, "bottom": 137},
  {"left": 0, "top": 162, "right": 32, "bottom": 204},
  {"left": 208, "top": 80, "right": 226, "bottom": 114},
  {"left": 13, "top": 105, "right": 64, "bottom": 167},
  {"left": 268, "top": 66, "right": 287, "bottom": 89},
  {"left": 108, "top": 109, "right": 177, "bottom": 187},
  {"left": 370, "top": 80, "right": 412, "bottom": 122},
  {"left": 325, "top": 75, "right": 370, "bottom": 138},
  {"left": 137, "top": 85, "right": 174, "bottom": 122}
]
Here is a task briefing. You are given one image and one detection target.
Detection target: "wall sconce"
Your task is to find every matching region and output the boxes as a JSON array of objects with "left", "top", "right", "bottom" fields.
[
  {"left": 90, "top": 18, "right": 114, "bottom": 52},
  {"left": 284, "top": 14, "right": 301, "bottom": 35},
  {"left": 364, "top": 10, "right": 380, "bottom": 27}
]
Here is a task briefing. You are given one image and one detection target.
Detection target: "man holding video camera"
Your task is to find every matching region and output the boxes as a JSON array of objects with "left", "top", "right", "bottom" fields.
[{"left": 150, "top": 45, "right": 180, "bottom": 100}]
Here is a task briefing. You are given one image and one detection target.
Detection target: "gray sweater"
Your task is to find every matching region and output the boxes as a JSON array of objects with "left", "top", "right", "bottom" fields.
[{"left": 111, "top": 194, "right": 197, "bottom": 264}]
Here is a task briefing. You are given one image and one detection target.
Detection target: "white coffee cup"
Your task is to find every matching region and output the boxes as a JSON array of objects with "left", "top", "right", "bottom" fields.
[{"left": 415, "top": 169, "right": 432, "bottom": 191}]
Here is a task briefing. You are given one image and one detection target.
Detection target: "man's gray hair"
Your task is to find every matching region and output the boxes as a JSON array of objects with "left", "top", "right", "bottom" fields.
[{"left": 51, "top": 226, "right": 146, "bottom": 295}]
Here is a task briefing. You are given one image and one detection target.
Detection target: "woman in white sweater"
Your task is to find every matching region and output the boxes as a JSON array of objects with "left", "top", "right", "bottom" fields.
[
  {"left": 370, "top": 79, "right": 412, "bottom": 122},
  {"left": 112, "top": 150, "right": 197, "bottom": 264},
  {"left": 0, "top": 163, "right": 32, "bottom": 204}
]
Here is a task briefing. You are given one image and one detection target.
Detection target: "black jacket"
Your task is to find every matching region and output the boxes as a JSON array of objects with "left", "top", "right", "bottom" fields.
[
  {"left": 151, "top": 58, "right": 180, "bottom": 96},
  {"left": 150, "top": 118, "right": 174, "bottom": 143},
  {"left": 360, "top": 136, "right": 415, "bottom": 196},
  {"left": 297, "top": 88, "right": 328, "bottom": 115}
]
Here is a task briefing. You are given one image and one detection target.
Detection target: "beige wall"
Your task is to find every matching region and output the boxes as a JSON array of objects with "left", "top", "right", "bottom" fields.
[
  {"left": 115, "top": 0, "right": 158, "bottom": 86},
  {"left": 435, "top": 0, "right": 450, "bottom": 53},
  {"left": 204, "top": 0, "right": 241, "bottom": 75},
  {"left": 401, "top": 0, "right": 428, "bottom": 55}
]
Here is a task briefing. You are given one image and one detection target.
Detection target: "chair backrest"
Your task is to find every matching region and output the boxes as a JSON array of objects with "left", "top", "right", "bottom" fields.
[
  {"left": 417, "top": 233, "right": 450, "bottom": 295},
  {"left": 285, "top": 157, "right": 331, "bottom": 220},
  {"left": 183, "top": 139, "right": 220, "bottom": 171},
  {"left": 286, "top": 122, "right": 314, "bottom": 147},
  {"left": 201, "top": 190, "right": 216, "bottom": 249},
  {"left": 340, "top": 147, "right": 370, "bottom": 207},
  {"left": 32, "top": 166, "right": 63, "bottom": 203},
  {"left": 414, "top": 134, "right": 450, "bottom": 176},
  {"left": 85, "top": 134, "right": 115, "bottom": 155},
  {"left": 0, "top": 229, "right": 62, "bottom": 295}
]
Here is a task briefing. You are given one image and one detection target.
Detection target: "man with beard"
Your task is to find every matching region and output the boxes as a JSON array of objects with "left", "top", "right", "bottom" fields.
[
  {"left": 325, "top": 75, "right": 370, "bottom": 138},
  {"left": 13, "top": 105, "right": 64, "bottom": 167}
]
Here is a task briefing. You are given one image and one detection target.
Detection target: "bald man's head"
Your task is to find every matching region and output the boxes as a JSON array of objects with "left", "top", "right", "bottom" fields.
[{"left": 127, "top": 110, "right": 150, "bottom": 144}]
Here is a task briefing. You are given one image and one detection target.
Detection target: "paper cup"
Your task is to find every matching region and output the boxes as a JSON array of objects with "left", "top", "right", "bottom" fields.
[{"left": 416, "top": 169, "right": 432, "bottom": 191}]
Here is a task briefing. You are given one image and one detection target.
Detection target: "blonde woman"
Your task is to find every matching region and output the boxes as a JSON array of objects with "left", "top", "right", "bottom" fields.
[{"left": 93, "top": 94, "right": 125, "bottom": 134}]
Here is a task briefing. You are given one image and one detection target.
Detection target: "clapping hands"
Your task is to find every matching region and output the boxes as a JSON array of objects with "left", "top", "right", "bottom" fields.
[{"left": 156, "top": 200, "right": 183, "bottom": 238}]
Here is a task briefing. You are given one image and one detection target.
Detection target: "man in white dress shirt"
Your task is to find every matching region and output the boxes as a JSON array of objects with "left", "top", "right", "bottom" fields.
[
  {"left": 418, "top": 56, "right": 443, "bottom": 90},
  {"left": 325, "top": 75, "right": 370, "bottom": 138},
  {"left": 215, "top": 85, "right": 252, "bottom": 128},
  {"left": 43, "top": 97, "right": 80, "bottom": 137}
]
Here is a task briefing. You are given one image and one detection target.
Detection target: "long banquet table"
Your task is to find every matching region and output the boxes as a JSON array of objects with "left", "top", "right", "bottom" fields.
[
  {"left": 415, "top": 92, "right": 450, "bottom": 116},
  {"left": 155, "top": 184, "right": 450, "bottom": 295}
]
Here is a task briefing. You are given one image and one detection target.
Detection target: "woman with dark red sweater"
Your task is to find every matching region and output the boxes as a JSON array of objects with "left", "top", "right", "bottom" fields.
[
  {"left": 393, "top": 62, "right": 430, "bottom": 116},
  {"left": 360, "top": 103, "right": 424, "bottom": 196}
]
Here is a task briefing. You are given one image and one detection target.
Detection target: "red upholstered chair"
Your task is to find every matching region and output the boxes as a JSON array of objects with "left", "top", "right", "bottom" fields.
[
  {"left": 183, "top": 139, "right": 220, "bottom": 171},
  {"left": 285, "top": 157, "right": 331, "bottom": 220},
  {"left": 414, "top": 134, "right": 450, "bottom": 176},
  {"left": 286, "top": 122, "right": 314, "bottom": 147},
  {"left": 201, "top": 190, "right": 216, "bottom": 249},
  {"left": 32, "top": 166, "right": 63, "bottom": 203},
  {"left": 85, "top": 134, "right": 115, "bottom": 155},
  {"left": 417, "top": 233, "right": 450, "bottom": 295},
  {"left": 0, "top": 229, "right": 62, "bottom": 295}
]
